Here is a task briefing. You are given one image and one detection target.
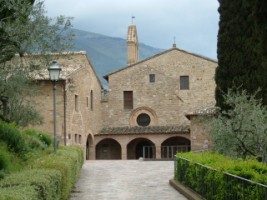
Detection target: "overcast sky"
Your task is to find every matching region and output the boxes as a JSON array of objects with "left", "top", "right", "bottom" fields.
[{"left": 44, "top": 0, "right": 219, "bottom": 60}]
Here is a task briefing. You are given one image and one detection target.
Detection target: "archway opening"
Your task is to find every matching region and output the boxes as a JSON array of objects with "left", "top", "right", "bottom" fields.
[
  {"left": 86, "top": 134, "right": 93, "bottom": 160},
  {"left": 127, "top": 138, "right": 155, "bottom": 159},
  {"left": 161, "top": 136, "right": 191, "bottom": 159},
  {"left": 96, "top": 138, "right": 121, "bottom": 160}
]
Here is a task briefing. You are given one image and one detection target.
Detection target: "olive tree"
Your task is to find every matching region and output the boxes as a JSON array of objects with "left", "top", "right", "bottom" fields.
[
  {"left": 210, "top": 89, "right": 267, "bottom": 161},
  {"left": 0, "top": 0, "right": 74, "bottom": 126}
]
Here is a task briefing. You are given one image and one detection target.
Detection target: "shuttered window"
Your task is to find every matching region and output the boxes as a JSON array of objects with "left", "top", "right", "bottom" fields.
[{"left": 124, "top": 91, "right": 133, "bottom": 109}]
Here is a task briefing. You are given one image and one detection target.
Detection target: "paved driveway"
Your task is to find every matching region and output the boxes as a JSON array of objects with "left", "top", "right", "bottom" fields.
[{"left": 69, "top": 160, "right": 187, "bottom": 200}]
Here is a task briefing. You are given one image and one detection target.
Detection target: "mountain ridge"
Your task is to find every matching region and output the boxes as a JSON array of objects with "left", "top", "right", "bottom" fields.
[{"left": 71, "top": 28, "right": 164, "bottom": 85}]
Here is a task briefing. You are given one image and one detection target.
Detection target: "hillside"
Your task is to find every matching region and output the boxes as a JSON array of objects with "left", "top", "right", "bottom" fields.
[{"left": 71, "top": 29, "right": 164, "bottom": 85}]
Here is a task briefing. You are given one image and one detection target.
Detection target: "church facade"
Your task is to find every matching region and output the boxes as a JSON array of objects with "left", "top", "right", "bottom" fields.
[{"left": 33, "top": 25, "right": 217, "bottom": 160}]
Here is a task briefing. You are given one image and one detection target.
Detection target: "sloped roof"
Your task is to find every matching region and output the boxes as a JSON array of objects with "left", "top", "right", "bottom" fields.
[
  {"left": 25, "top": 51, "right": 102, "bottom": 87},
  {"left": 97, "top": 125, "right": 190, "bottom": 135},
  {"left": 104, "top": 47, "right": 217, "bottom": 81}
]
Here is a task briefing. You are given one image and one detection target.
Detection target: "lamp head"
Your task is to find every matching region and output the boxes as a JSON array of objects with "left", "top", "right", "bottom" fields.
[{"left": 48, "top": 60, "right": 61, "bottom": 81}]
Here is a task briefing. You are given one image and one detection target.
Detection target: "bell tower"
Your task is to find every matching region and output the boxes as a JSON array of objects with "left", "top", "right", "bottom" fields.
[{"left": 127, "top": 24, "right": 139, "bottom": 65}]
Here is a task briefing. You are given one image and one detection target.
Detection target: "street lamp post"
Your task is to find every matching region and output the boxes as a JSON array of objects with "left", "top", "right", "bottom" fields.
[{"left": 47, "top": 60, "right": 61, "bottom": 153}]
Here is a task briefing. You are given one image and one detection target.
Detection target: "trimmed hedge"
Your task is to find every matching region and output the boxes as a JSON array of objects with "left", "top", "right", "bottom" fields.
[
  {"left": 175, "top": 152, "right": 267, "bottom": 200},
  {"left": 0, "top": 146, "right": 83, "bottom": 200},
  {"left": 176, "top": 152, "right": 267, "bottom": 184},
  {"left": 0, "top": 169, "right": 61, "bottom": 200},
  {"left": 30, "top": 146, "right": 83, "bottom": 200},
  {"left": 0, "top": 185, "right": 39, "bottom": 200}
]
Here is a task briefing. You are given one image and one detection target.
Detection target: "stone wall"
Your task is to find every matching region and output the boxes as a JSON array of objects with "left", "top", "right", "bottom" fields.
[
  {"left": 188, "top": 114, "right": 213, "bottom": 151},
  {"left": 103, "top": 48, "right": 217, "bottom": 128},
  {"left": 32, "top": 53, "right": 102, "bottom": 149}
]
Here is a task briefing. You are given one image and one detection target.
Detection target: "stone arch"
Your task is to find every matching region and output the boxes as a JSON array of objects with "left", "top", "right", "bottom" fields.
[
  {"left": 161, "top": 136, "right": 191, "bottom": 159},
  {"left": 96, "top": 138, "right": 121, "bottom": 160},
  {"left": 127, "top": 138, "right": 155, "bottom": 159},
  {"left": 86, "top": 134, "right": 94, "bottom": 160},
  {"left": 129, "top": 106, "right": 158, "bottom": 126}
]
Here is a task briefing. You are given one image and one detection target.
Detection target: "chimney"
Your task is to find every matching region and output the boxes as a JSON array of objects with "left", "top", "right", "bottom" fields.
[{"left": 127, "top": 25, "right": 139, "bottom": 65}]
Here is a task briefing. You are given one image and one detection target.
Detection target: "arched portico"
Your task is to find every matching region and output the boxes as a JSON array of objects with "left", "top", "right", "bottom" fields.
[
  {"left": 127, "top": 138, "right": 155, "bottom": 159},
  {"left": 161, "top": 136, "right": 191, "bottom": 159},
  {"left": 96, "top": 138, "right": 121, "bottom": 160}
]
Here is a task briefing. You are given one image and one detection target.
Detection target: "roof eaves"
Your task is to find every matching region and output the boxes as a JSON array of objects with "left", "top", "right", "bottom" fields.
[{"left": 103, "top": 47, "right": 217, "bottom": 81}]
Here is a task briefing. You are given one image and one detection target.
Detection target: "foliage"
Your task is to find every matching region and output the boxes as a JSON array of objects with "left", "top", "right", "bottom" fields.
[
  {"left": 30, "top": 146, "right": 83, "bottom": 200},
  {"left": 0, "top": 185, "right": 39, "bottom": 200},
  {"left": 0, "top": 120, "right": 28, "bottom": 155},
  {"left": 0, "top": 122, "right": 52, "bottom": 175},
  {"left": 0, "top": 0, "right": 74, "bottom": 126},
  {"left": 210, "top": 90, "right": 267, "bottom": 160},
  {"left": 0, "top": 121, "right": 83, "bottom": 199},
  {"left": 0, "top": 146, "right": 83, "bottom": 200},
  {"left": 0, "top": 147, "right": 9, "bottom": 171},
  {"left": 175, "top": 152, "right": 267, "bottom": 199},
  {"left": 0, "top": 169, "right": 61, "bottom": 200},
  {"left": 23, "top": 129, "right": 52, "bottom": 148},
  {"left": 216, "top": 0, "right": 267, "bottom": 109}
]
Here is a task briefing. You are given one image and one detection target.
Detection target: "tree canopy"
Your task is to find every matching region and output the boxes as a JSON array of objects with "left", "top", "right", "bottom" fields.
[
  {"left": 216, "top": 0, "right": 267, "bottom": 110},
  {"left": 211, "top": 90, "right": 267, "bottom": 161},
  {"left": 0, "top": 0, "right": 74, "bottom": 126}
]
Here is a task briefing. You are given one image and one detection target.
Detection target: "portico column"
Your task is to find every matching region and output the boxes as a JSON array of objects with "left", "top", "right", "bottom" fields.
[
  {"left": 121, "top": 144, "right": 127, "bottom": 160},
  {"left": 90, "top": 145, "right": 95, "bottom": 160},
  {"left": 155, "top": 145, "right": 161, "bottom": 159}
]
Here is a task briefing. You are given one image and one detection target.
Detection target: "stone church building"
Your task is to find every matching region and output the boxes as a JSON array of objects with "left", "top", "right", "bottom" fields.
[{"left": 33, "top": 24, "right": 217, "bottom": 160}]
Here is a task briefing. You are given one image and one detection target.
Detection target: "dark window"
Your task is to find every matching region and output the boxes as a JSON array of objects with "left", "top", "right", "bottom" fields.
[
  {"left": 79, "top": 135, "right": 82, "bottom": 144},
  {"left": 124, "top": 91, "right": 133, "bottom": 109},
  {"left": 149, "top": 74, "right": 155, "bottom": 83},
  {"left": 137, "top": 113, "right": 151, "bottom": 126},
  {"left": 180, "top": 76, "right": 189, "bottom": 90},
  {"left": 90, "top": 90, "right": 93, "bottom": 111},
  {"left": 75, "top": 95, "right": 79, "bottom": 111}
]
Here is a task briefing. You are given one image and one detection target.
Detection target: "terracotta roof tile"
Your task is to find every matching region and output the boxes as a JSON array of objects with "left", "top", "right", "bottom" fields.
[{"left": 98, "top": 125, "right": 190, "bottom": 135}]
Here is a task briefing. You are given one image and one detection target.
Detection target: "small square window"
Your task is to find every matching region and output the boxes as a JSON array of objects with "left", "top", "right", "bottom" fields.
[
  {"left": 149, "top": 74, "right": 155, "bottom": 83},
  {"left": 180, "top": 76, "right": 189, "bottom": 90}
]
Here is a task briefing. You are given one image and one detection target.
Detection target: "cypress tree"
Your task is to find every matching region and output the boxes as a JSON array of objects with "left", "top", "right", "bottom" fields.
[{"left": 216, "top": 0, "right": 267, "bottom": 109}]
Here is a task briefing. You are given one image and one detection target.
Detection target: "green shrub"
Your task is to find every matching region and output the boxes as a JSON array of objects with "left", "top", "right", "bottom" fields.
[
  {"left": 0, "top": 121, "right": 28, "bottom": 155},
  {"left": 0, "top": 150, "right": 9, "bottom": 171},
  {"left": 0, "top": 185, "right": 39, "bottom": 200},
  {"left": 23, "top": 129, "right": 52, "bottom": 148},
  {"left": 39, "top": 133, "right": 52, "bottom": 146},
  {"left": 175, "top": 152, "right": 267, "bottom": 199},
  {"left": 30, "top": 146, "right": 83, "bottom": 200},
  {"left": 0, "top": 169, "right": 61, "bottom": 200}
]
